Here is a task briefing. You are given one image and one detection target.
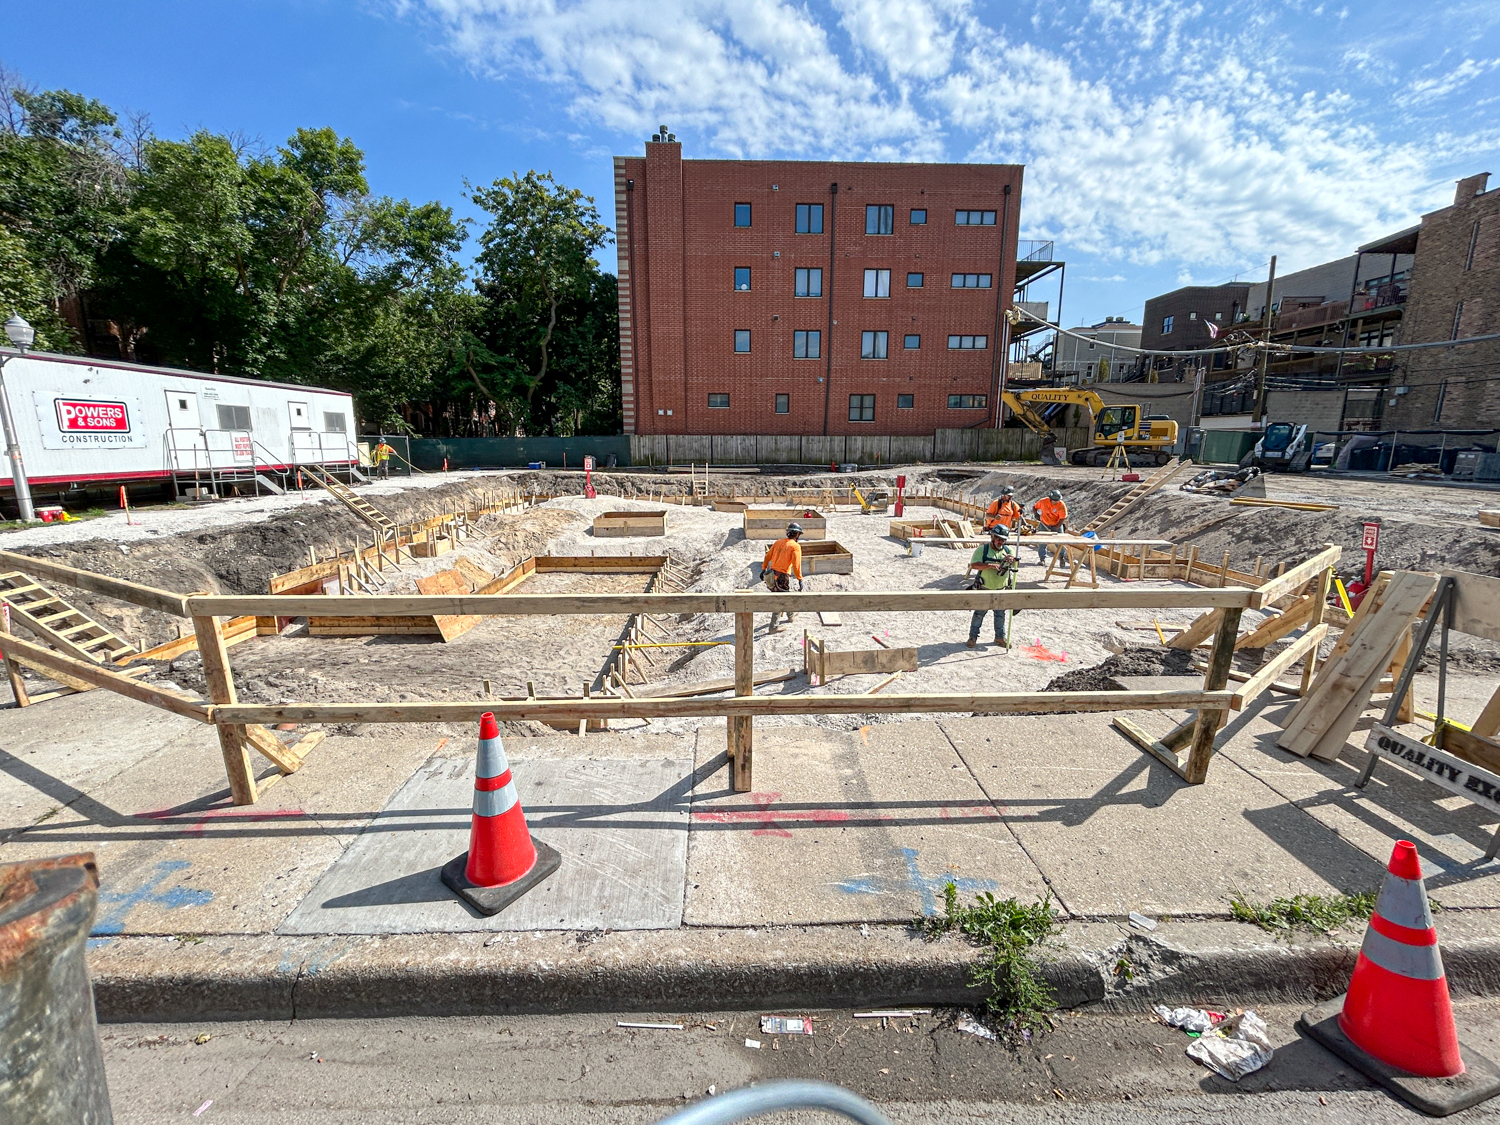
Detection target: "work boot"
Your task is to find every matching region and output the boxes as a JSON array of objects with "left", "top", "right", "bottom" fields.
[
  {"left": 995, "top": 636, "right": 1009, "bottom": 648},
  {"left": 965, "top": 637, "right": 978, "bottom": 649}
]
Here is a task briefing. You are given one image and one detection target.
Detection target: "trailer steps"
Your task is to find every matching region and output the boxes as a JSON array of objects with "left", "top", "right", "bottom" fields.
[
  {"left": 0, "top": 572, "right": 139, "bottom": 664},
  {"left": 300, "top": 464, "right": 395, "bottom": 535},
  {"left": 253, "top": 473, "right": 287, "bottom": 495},
  {"left": 1085, "top": 458, "right": 1195, "bottom": 534}
]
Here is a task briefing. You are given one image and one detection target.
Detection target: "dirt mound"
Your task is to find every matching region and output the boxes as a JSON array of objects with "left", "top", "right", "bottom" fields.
[{"left": 1043, "top": 645, "right": 1196, "bottom": 692}]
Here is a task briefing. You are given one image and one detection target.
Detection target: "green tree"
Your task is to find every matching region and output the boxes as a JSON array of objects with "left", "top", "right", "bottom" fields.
[{"left": 469, "top": 171, "right": 616, "bottom": 433}]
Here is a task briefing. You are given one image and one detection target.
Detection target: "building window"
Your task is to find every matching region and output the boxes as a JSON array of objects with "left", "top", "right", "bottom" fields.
[
  {"left": 897, "top": 394, "right": 914, "bottom": 409},
  {"left": 793, "top": 330, "right": 821, "bottom": 359},
  {"left": 865, "top": 204, "right": 893, "bottom": 235},
  {"left": 1087, "top": 338, "right": 1096, "bottom": 348},
  {"left": 860, "top": 331, "right": 888, "bottom": 359},
  {"left": 1467, "top": 220, "right": 1481, "bottom": 271},
  {"left": 708, "top": 393, "right": 730, "bottom": 409},
  {"left": 1214, "top": 312, "right": 1223, "bottom": 321},
  {"left": 950, "top": 273, "right": 992, "bottom": 288},
  {"left": 734, "top": 267, "right": 751, "bottom": 291},
  {"left": 733, "top": 202, "right": 752, "bottom": 227},
  {"left": 734, "top": 329, "right": 751, "bottom": 353},
  {"left": 948, "top": 394, "right": 988, "bottom": 409},
  {"left": 910, "top": 208, "right": 927, "bottom": 225},
  {"left": 955, "top": 210, "right": 996, "bottom": 225},
  {"left": 849, "top": 394, "right": 875, "bottom": 422},
  {"left": 946, "top": 335, "right": 988, "bottom": 349},
  {"left": 323, "top": 412, "right": 347, "bottom": 432},
  {"left": 1161, "top": 315, "right": 1174, "bottom": 334},
  {"left": 903, "top": 334, "right": 920, "bottom": 349},
  {"left": 1451, "top": 301, "right": 1464, "bottom": 340},
  {"left": 907, "top": 272, "right": 924, "bottom": 288},
  {"left": 775, "top": 393, "right": 790, "bottom": 414},
  {"left": 216, "top": 404, "right": 252, "bottom": 430},
  {"left": 795, "top": 203, "right": 824, "bottom": 234},
  {"left": 794, "top": 267, "right": 823, "bottom": 297},
  {"left": 862, "top": 268, "right": 891, "bottom": 298}
]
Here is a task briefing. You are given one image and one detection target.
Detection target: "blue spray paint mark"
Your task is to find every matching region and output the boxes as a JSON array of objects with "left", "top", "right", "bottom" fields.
[
  {"left": 92, "top": 860, "right": 214, "bottom": 936},
  {"left": 836, "top": 847, "right": 999, "bottom": 915}
]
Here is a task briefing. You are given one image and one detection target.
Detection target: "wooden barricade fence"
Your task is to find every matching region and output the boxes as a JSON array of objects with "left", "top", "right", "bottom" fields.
[{"left": 0, "top": 540, "right": 1351, "bottom": 804}]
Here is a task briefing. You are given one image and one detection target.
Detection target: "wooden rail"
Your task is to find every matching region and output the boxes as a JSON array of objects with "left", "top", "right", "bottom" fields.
[
  {"left": 0, "top": 551, "right": 192, "bottom": 617},
  {"left": 210, "top": 688, "right": 1235, "bottom": 725},
  {"left": 186, "top": 587, "right": 1265, "bottom": 618}
]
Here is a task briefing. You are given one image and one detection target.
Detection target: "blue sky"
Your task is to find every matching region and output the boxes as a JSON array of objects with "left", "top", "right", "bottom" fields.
[{"left": 9, "top": 0, "right": 1499, "bottom": 338}]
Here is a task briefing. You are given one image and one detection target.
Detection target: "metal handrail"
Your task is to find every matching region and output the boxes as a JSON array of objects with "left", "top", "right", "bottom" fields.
[{"left": 652, "top": 1081, "right": 892, "bottom": 1125}]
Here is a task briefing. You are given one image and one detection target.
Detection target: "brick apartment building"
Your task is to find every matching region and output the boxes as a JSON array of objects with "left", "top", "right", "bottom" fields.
[
  {"left": 613, "top": 134, "right": 1023, "bottom": 436},
  {"left": 1138, "top": 283, "right": 1250, "bottom": 381},
  {"left": 1385, "top": 172, "right": 1500, "bottom": 431}
]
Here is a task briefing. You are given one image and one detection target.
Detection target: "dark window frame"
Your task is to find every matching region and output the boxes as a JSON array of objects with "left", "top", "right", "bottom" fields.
[
  {"left": 708, "top": 393, "right": 731, "bottom": 409},
  {"left": 792, "top": 330, "right": 822, "bottom": 359},
  {"left": 907, "top": 272, "right": 924, "bottom": 288},
  {"left": 903, "top": 334, "right": 921, "bottom": 349},
  {"left": 909, "top": 208, "right": 927, "bottom": 225},
  {"left": 775, "top": 393, "right": 790, "bottom": 415},
  {"left": 897, "top": 394, "right": 915, "bottom": 409},
  {"left": 948, "top": 394, "right": 988, "bottom": 409},
  {"left": 860, "top": 330, "right": 889, "bottom": 360},
  {"left": 795, "top": 203, "right": 824, "bottom": 234},
  {"left": 733, "top": 202, "right": 752, "bottom": 227},
  {"left": 794, "top": 267, "right": 823, "bottom": 297},
  {"left": 848, "top": 393, "right": 876, "bottom": 422},
  {"left": 734, "top": 266, "right": 751, "bottom": 291},
  {"left": 734, "top": 329, "right": 752, "bottom": 353},
  {"left": 865, "top": 204, "right": 894, "bottom": 235}
]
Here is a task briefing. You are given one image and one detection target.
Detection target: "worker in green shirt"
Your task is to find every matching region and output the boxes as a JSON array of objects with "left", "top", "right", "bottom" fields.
[{"left": 967, "top": 524, "right": 1019, "bottom": 649}]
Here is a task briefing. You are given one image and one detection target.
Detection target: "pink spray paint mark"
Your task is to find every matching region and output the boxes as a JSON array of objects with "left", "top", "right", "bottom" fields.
[{"left": 1021, "top": 643, "right": 1067, "bottom": 663}]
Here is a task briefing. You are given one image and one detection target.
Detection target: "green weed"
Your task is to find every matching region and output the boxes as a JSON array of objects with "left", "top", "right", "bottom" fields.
[
  {"left": 916, "top": 883, "right": 1063, "bottom": 1037},
  {"left": 1229, "top": 890, "right": 1377, "bottom": 935}
]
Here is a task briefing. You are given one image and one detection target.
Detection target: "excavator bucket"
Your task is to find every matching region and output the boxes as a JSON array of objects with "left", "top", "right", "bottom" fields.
[{"left": 1040, "top": 441, "right": 1063, "bottom": 466}]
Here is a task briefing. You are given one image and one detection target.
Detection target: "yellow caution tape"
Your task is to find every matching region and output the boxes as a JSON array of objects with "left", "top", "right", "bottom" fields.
[{"left": 1334, "top": 578, "right": 1354, "bottom": 617}]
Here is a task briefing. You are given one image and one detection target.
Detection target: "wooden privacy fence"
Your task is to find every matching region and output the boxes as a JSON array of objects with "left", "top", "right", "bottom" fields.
[{"left": 0, "top": 543, "right": 1312, "bottom": 803}]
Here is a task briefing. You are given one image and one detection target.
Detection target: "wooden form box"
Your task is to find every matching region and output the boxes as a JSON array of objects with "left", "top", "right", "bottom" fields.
[
  {"left": 593, "top": 510, "right": 667, "bottom": 538},
  {"left": 744, "top": 508, "right": 827, "bottom": 540},
  {"left": 806, "top": 636, "right": 918, "bottom": 681},
  {"left": 800, "top": 541, "right": 853, "bottom": 575},
  {"left": 411, "top": 535, "right": 454, "bottom": 558},
  {"left": 888, "top": 519, "right": 939, "bottom": 542}
]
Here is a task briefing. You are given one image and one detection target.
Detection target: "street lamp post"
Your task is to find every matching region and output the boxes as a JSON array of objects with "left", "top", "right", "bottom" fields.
[{"left": 0, "top": 313, "right": 38, "bottom": 521}]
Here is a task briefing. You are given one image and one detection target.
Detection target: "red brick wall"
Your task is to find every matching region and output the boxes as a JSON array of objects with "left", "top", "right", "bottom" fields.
[
  {"left": 1386, "top": 180, "right": 1500, "bottom": 431},
  {"left": 616, "top": 143, "right": 1023, "bottom": 436}
]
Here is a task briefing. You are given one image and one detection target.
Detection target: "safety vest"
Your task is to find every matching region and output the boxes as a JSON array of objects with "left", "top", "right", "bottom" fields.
[
  {"left": 763, "top": 537, "right": 803, "bottom": 579},
  {"left": 1034, "top": 497, "right": 1067, "bottom": 527},
  {"left": 985, "top": 498, "right": 1023, "bottom": 529}
]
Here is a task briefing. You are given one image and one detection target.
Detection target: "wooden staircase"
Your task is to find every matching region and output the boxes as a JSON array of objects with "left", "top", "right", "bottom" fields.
[
  {"left": 301, "top": 464, "right": 396, "bottom": 536},
  {"left": 1085, "top": 458, "right": 1195, "bottom": 534},
  {"left": 0, "top": 572, "right": 139, "bottom": 664}
]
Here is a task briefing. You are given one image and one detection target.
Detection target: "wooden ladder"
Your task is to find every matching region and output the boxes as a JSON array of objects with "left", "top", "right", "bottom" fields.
[
  {"left": 301, "top": 464, "right": 397, "bottom": 536},
  {"left": 0, "top": 571, "right": 140, "bottom": 664},
  {"left": 1085, "top": 458, "right": 1194, "bottom": 534}
]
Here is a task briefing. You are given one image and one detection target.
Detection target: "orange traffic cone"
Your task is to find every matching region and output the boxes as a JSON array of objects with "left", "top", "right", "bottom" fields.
[
  {"left": 440, "top": 713, "right": 560, "bottom": 915},
  {"left": 1300, "top": 840, "right": 1500, "bottom": 1115}
]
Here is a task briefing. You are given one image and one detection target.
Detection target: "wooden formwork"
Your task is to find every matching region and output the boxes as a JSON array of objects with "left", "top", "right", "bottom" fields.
[
  {"left": 800, "top": 541, "right": 854, "bottom": 575},
  {"left": 744, "top": 508, "right": 827, "bottom": 540},
  {"left": 593, "top": 510, "right": 667, "bottom": 537}
]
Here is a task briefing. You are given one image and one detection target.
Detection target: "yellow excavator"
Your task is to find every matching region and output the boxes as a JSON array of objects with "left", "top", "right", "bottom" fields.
[{"left": 999, "top": 388, "right": 1179, "bottom": 467}]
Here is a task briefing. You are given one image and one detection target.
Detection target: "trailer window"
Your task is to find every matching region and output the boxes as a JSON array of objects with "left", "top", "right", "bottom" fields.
[
  {"left": 324, "top": 412, "right": 347, "bottom": 432},
  {"left": 215, "top": 404, "right": 252, "bottom": 431}
]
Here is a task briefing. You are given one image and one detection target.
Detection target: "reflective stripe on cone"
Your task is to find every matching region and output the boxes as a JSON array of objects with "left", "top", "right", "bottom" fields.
[{"left": 463, "top": 712, "right": 540, "bottom": 888}]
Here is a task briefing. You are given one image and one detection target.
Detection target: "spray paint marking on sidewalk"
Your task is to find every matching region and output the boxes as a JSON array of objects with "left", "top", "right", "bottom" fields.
[
  {"left": 836, "top": 847, "right": 998, "bottom": 915},
  {"left": 91, "top": 859, "right": 213, "bottom": 939}
]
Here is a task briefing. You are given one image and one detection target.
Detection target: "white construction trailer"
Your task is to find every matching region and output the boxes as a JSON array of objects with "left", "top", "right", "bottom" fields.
[{"left": 0, "top": 350, "right": 361, "bottom": 503}]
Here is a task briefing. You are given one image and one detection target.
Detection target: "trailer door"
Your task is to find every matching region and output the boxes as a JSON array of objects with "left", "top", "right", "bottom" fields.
[{"left": 163, "top": 389, "right": 207, "bottom": 471}]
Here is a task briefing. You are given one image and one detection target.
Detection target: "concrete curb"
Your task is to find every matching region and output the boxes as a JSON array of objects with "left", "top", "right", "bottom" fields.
[{"left": 88, "top": 913, "right": 1500, "bottom": 1022}]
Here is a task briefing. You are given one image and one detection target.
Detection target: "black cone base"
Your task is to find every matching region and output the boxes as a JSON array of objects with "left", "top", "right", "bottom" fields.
[
  {"left": 440, "top": 837, "right": 562, "bottom": 917},
  {"left": 1299, "top": 995, "right": 1500, "bottom": 1117}
]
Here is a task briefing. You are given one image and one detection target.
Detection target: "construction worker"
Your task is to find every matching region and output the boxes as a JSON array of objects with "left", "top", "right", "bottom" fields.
[
  {"left": 372, "top": 439, "right": 396, "bottom": 479},
  {"left": 984, "top": 485, "right": 1023, "bottom": 531},
  {"left": 967, "top": 525, "right": 1019, "bottom": 648},
  {"left": 1031, "top": 488, "right": 1069, "bottom": 564},
  {"left": 760, "top": 522, "right": 804, "bottom": 632}
]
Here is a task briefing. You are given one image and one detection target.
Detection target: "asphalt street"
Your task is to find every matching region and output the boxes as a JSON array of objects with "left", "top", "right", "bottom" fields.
[{"left": 100, "top": 999, "right": 1500, "bottom": 1124}]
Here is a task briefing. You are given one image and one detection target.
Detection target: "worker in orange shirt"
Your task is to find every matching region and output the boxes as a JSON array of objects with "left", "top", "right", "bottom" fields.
[
  {"left": 1031, "top": 489, "right": 1069, "bottom": 564},
  {"left": 984, "top": 485, "right": 1023, "bottom": 532},
  {"left": 760, "top": 522, "right": 804, "bottom": 632}
]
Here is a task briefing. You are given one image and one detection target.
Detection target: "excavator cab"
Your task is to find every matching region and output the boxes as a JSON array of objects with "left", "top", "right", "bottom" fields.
[{"left": 1095, "top": 405, "right": 1138, "bottom": 440}]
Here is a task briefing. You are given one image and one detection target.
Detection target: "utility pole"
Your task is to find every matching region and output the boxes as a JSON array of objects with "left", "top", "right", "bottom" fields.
[{"left": 1251, "top": 255, "right": 1276, "bottom": 425}]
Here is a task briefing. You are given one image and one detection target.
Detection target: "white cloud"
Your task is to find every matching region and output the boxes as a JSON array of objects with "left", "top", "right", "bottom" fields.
[{"left": 399, "top": 0, "right": 1499, "bottom": 272}]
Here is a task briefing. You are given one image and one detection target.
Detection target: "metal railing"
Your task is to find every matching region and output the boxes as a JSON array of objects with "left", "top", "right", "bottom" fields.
[
  {"left": 1018, "top": 239, "right": 1054, "bottom": 262},
  {"left": 166, "top": 428, "right": 365, "bottom": 497}
]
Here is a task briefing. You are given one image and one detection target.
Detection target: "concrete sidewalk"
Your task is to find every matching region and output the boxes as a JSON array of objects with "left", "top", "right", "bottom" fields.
[{"left": 3, "top": 679, "right": 1499, "bottom": 1019}]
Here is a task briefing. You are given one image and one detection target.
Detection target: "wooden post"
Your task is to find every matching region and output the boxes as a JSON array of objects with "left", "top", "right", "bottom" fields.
[
  {"left": 1182, "top": 607, "right": 1244, "bottom": 783},
  {"left": 1219, "top": 551, "right": 1232, "bottom": 588},
  {"left": 193, "top": 614, "right": 257, "bottom": 805},
  {"left": 1301, "top": 566, "right": 1332, "bottom": 695},
  {"left": 0, "top": 608, "right": 30, "bottom": 707},
  {"left": 730, "top": 610, "right": 754, "bottom": 791},
  {"left": 1187, "top": 546, "right": 1200, "bottom": 585},
  {"left": 1169, "top": 545, "right": 1178, "bottom": 581}
]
